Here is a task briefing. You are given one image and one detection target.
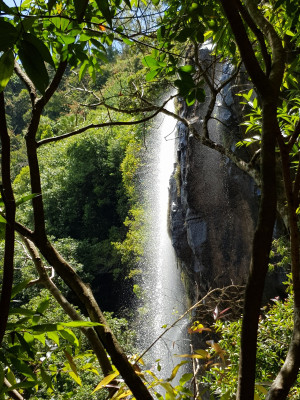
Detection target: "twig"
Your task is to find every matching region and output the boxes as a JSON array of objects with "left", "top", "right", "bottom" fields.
[{"left": 135, "top": 285, "right": 244, "bottom": 364}]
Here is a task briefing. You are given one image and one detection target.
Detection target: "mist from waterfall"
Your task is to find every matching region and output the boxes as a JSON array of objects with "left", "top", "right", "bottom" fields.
[{"left": 137, "top": 97, "right": 189, "bottom": 380}]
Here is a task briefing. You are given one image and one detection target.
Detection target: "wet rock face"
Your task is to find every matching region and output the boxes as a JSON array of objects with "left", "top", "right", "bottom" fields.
[{"left": 169, "top": 54, "right": 259, "bottom": 300}]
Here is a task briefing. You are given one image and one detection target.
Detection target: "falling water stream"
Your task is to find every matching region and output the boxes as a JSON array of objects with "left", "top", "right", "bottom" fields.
[{"left": 138, "top": 97, "right": 188, "bottom": 380}]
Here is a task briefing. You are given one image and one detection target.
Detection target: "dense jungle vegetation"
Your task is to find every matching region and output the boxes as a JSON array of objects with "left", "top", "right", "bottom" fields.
[{"left": 0, "top": 0, "right": 300, "bottom": 399}]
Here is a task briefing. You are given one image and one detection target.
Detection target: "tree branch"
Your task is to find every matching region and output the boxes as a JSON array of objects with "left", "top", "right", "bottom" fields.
[
  {"left": 21, "top": 236, "right": 116, "bottom": 394},
  {"left": 219, "top": 0, "right": 268, "bottom": 96},
  {"left": 236, "top": 0, "right": 271, "bottom": 76},
  {"left": 37, "top": 60, "right": 68, "bottom": 108},
  {"left": 0, "top": 92, "right": 16, "bottom": 346},
  {"left": 243, "top": 0, "right": 285, "bottom": 92},
  {"left": 14, "top": 61, "right": 36, "bottom": 106},
  {"left": 37, "top": 96, "right": 180, "bottom": 147}
]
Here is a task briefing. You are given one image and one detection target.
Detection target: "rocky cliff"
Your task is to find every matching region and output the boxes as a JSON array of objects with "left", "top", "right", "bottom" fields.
[{"left": 169, "top": 48, "right": 260, "bottom": 301}]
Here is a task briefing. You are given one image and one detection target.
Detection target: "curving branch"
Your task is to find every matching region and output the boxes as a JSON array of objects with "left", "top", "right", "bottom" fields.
[
  {"left": 37, "top": 95, "right": 181, "bottom": 147},
  {"left": 21, "top": 236, "right": 116, "bottom": 395}
]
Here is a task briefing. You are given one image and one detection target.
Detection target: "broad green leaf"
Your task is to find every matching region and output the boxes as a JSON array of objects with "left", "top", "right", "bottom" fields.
[
  {"left": 0, "top": 215, "right": 6, "bottom": 223},
  {"left": 47, "top": 330, "right": 60, "bottom": 345},
  {"left": 23, "top": 331, "right": 34, "bottom": 345},
  {"left": 91, "top": 48, "right": 108, "bottom": 63},
  {"left": 40, "top": 367, "right": 53, "bottom": 389},
  {"left": 16, "top": 193, "right": 39, "bottom": 207},
  {"left": 11, "top": 279, "right": 32, "bottom": 299},
  {"left": 158, "top": 382, "right": 175, "bottom": 400},
  {"left": 18, "top": 40, "right": 49, "bottom": 94},
  {"left": 68, "top": 370, "right": 82, "bottom": 386},
  {"left": 9, "top": 307, "right": 36, "bottom": 317},
  {"left": 92, "top": 370, "right": 119, "bottom": 393},
  {"left": 6, "top": 380, "right": 38, "bottom": 391},
  {"left": 90, "top": 38, "right": 106, "bottom": 52},
  {"left": 122, "top": 37, "right": 134, "bottom": 46},
  {"left": 0, "top": 1, "right": 12, "bottom": 13},
  {"left": 146, "top": 69, "right": 159, "bottom": 81},
  {"left": 37, "top": 298, "right": 50, "bottom": 314},
  {"left": 142, "top": 55, "right": 159, "bottom": 68},
  {"left": 16, "top": 332, "right": 35, "bottom": 359},
  {"left": 286, "top": 30, "right": 295, "bottom": 36},
  {"left": 0, "top": 20, "right": 18, "bottom": 51},
  {"left": 179, "top": 372, "right": 193, "bottom": 386},
  {"left": 195, "top": 87, "right": 205, "bottom": 103},
  {"left": 33, "top": 333, "right": 46, "bottom": 345},
  {"left": 79, "top": 33, "right": 92, "bottom": 41},
  {"left": 95, "top": 0, "right": 113, "bottom": 26},
  {"left": 151, "top": 0, "right": 160, "bottom": 5},
  {"left": 59, "top": 328, "right": 79, "bottom": 347},
  {"left": 6, "top": 368, "right": 16, "bottom": 386},
  {"left": 0, "top": 50, "right": 14, "bottom": 92},
  {"left": 16, "top": 16, "right": 37, "bottom": 32},
  {"left": 58, "top": 34, "right": 76, "bottom": 45},
  {"left": 19, "top": 0, "right": 32, "bottom": 9},
  {"left": 22, "top": 34, "right": 55, "bottom": 67},
  {"left": 60, "top": 17, "right": 70, "bottom": 31},
  {"left": 9, "top": 358, "right": 35, "bottom": 379},
  {"left": 79, "top": 60, "right": 89, "bottom": 82},
  {"left": 59, "top": 321, "right": 103, "bottom": 328},
  {"left": 179, "top": 65, "right": 195, "bottom": 73},
  {"left": 30, "top": 324, "right": 60, "bottom": 332},
  {"left": 167, "top": 360, "right": 188, "bottom": 382},
  {"left": 64, "top": 350, "right": 78, "bottom": 376}
]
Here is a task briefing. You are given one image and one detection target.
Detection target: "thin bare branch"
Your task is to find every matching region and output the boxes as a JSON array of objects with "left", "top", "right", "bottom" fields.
[
  {"left": 135, "top": 285, "right": 245, "bottom": 364},
  {"left": 37, "top": 95, "right": 180, "bottom": 147},
  {"left": 14, "top": 61, "right": 36, "bottom": 106},
  {"left": 4, "top": 378, "right": 24, "bottom": 400}
]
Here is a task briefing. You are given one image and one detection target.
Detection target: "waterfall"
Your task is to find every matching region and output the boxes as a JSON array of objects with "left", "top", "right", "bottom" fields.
[{"left": 137, "top": 97, "right": 188, "bottom": 380}]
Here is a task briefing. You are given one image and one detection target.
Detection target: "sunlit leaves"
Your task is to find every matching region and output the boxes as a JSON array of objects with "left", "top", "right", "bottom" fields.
[
  {"left": 92, "top": 369, "right": 119, "bottom": 393},
  {"left": 2, "top": 294, "right": 104, "bottom": 397}
]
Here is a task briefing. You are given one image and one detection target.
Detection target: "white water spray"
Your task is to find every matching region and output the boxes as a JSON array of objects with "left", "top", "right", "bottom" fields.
[{"left": 138, "top": 98, "right": 188, "bottom": 378}]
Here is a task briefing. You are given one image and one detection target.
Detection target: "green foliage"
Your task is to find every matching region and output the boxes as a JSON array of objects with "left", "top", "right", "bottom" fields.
[
  {"left": 1, "top": 292, "right": 104, "bottom": 399},
  {"left": 202, "top": 281, "right": 300, "bottom": 399}
]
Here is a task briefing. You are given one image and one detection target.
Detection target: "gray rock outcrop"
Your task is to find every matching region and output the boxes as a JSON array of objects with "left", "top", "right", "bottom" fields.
[{"left": 169, "top": 50, "right": 259, "bottom": 300}]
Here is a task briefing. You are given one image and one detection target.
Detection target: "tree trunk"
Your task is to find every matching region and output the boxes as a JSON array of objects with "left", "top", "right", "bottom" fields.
[
  {"left": 236, "top": 102, "right": 278, "bottom": 400},
  {"left": 34, "top": 238, "right": 153, "bottom": 400}
]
